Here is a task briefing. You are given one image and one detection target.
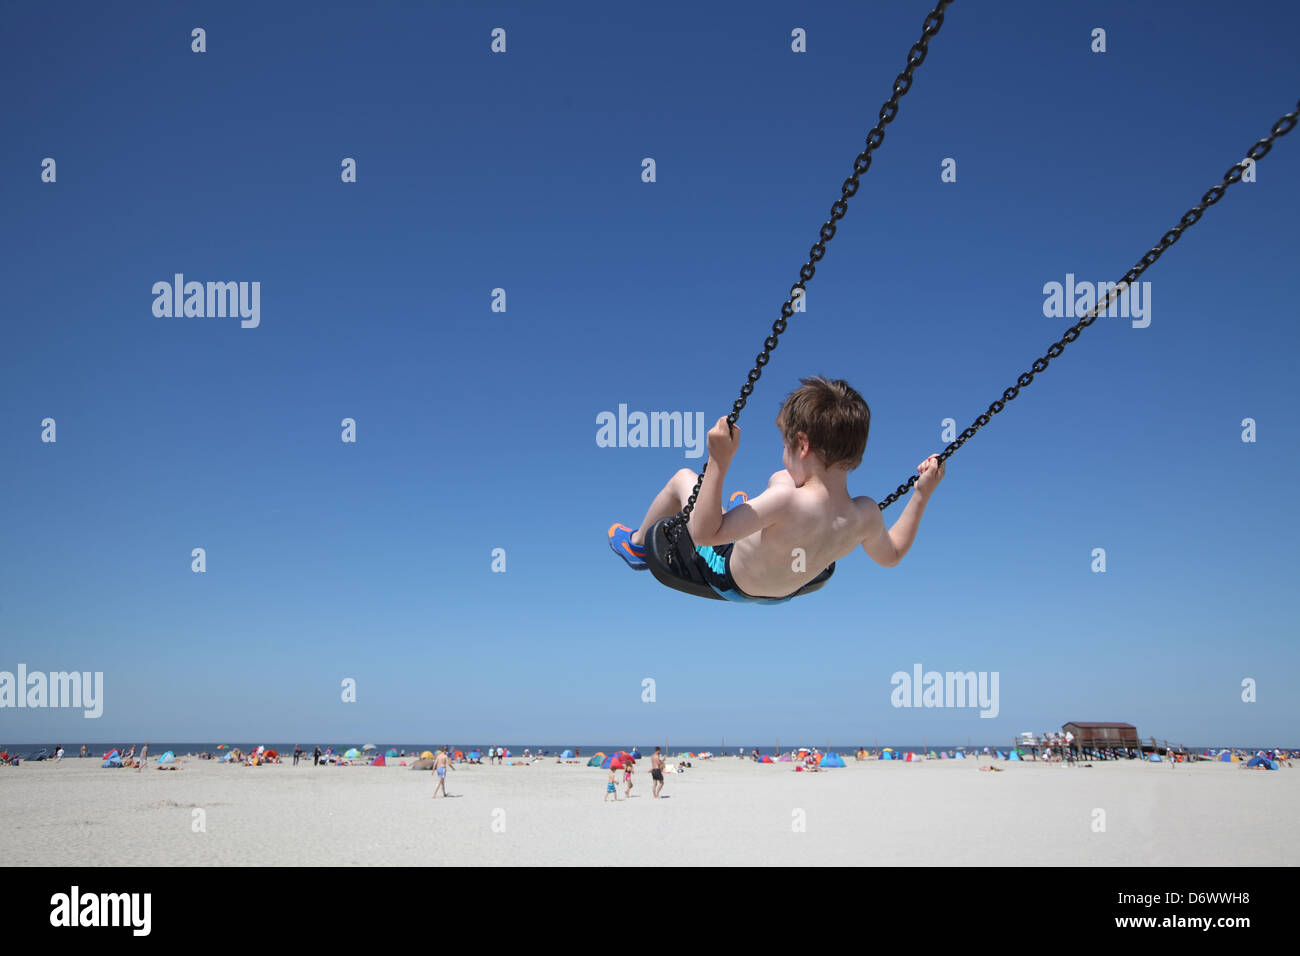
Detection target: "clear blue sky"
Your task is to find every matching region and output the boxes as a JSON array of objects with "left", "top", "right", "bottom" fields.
[{"left": 2, "top": 0, "right": 1297, "bottom": 747}]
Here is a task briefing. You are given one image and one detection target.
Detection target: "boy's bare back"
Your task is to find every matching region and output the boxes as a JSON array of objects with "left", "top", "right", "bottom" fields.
[{"left": 686, "top": 378, "right": 944, "bottom": 599}]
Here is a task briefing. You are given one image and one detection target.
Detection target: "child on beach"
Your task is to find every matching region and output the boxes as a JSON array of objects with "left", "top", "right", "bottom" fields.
[
  {"left": 608, "top": 376, "right": 945, "bottom": 602},
  {"left": 605, "top": 767, "right": 618, "bottom": 802},
  {"left": 623, "top": 761, "right": 634, "bottom": 798}
]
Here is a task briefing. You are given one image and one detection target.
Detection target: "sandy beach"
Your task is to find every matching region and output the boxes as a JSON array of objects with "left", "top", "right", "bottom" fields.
[{"left": 3, "top": 756, "right": 1294, "bottom": 866}]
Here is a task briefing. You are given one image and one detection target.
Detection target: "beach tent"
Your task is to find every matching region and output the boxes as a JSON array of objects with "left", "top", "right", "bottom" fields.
[
  {"left": 102, "top": 750, "right": 122, "bottom": 768},
  {"left": 995, "top": 750, "right": 1006, "bottom": 759},
  {"left": 421, "top": 750, "right": 435, "bottom": 760},
  {"left": 157, "top": 751, "right": 175, "bottom": 764},
  {"left": 587, "top": 753, "right": 607, "bottom": 767},
  {"left": 905, "top": 752, "right": 918, "bottom": 762},
  {"left": 264, "top": 749, "right": 279, "bottom": 762},
  {"left": 1148, "top": 754, "right": 1162, "bottom": 762},
  {"left": 385, "top": 749, "right": 399, "bottom": 757},
  {"left": 1246, "top": 756, "right": 1278, "bottom": 770},
  {"left": 880, "top": 750, "right": 893, "bottom": 760},
  {"left": 938, "top": 752, "right": 948, "bottom": 760},
  {"left": 1008, "top": 750, "right": 1021, "bottom": 761},
  {"left": 954, "top": 750, "right": 966, "bottom": 760},
  {"left": 370, "top": 755, "right": 387, "bottom": 767},
  {"left": 561, "top": 749, "right": 575, "bottom": 759},
  {"left": 778, "top": 753, "right": 793, "bottom": 762},
  {"left": 1219, "top": 751, "right": 1232, "bottom": 762},
  {"left": 344, "top": 748, "right": 361, "bottom": 759},
  {"left": 603, "top": 751, "right": 633, "bottom": 769},
  {"left": 759, "top": 755, "right": 774, "bottom": 764},
  {"left": 221, "top": 751, "right": 235, "bottom": 763},
  {"left": 820, "top": 752, "right": 846, "bottom": 768},
  {"left": 630, "top": 749, "right": 642, "bottom": 759},
  {"left": 468, "top": 750, "right": 483, "bottom": 761}
]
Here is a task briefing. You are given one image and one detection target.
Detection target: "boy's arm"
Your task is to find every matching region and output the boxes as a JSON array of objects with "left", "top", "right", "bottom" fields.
[
  {"left": 691, "top": 484, "right": 794, "bottom": 547},
  {"left": 859, "top": 454, "right": 945, "bottom": 567}
]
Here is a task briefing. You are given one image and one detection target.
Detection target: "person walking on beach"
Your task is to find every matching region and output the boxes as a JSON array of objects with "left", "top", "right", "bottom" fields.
[
  {"left": 137, "top": 742, "right": 149, "bottom": 772},
  {"left": 79, "top": 745, "right": 87, "bottom": 759},
  {"left": 623, "top": 759, "right": 635, "bottom": 799},
  {"left": 433, "top": 748, "right": 453, "bottom": 798},
  {"left": 605, "top": 766, "right": 619, "bottom": 802},
  {"left": 312, "top": 746, "right": 321, "bottom": 767},
  {"left": 650, "top": 747, "right": 666, "bottom": 798}
]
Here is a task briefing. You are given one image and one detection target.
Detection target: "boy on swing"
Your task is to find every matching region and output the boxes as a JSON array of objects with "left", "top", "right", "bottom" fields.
[{"left": 608, "top": 376, "right": 945, "bottom": 602}]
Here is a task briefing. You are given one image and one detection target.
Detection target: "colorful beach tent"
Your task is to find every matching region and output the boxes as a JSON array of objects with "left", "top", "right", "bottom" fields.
[
  {"left": 157, "top": 751, "right": 175, "bottom": 764},
  {"left": 370, "top": 755, "right": 387, "bottom": 767},
  {"left": 468, "top": 750, "right": 483, "bottom": 761},
  {"left": 759, "top": 755, "right": 774, "bottom": 763},
  {"left": 778, "top": 753, "right": 793, "bottom": 762},
  {"left": 905, "top": 751, "right": 918, "bottom": 762},
  {"left": 1148, "top": 754, "right": 1162, "bottom": 762},
  {"left": 385, "top": 749, "right": 399, "bottom": 757},
  {"left": 1246, "top": 756, "right": 1278, "bottom": 770},
  {"left": 602, "top": 751, "right": 633, "bottom": 769},
  {"left": 630, "top": 749, "right": 642, "bottom": 759},
  {"left": 1009, "top": 750, "right": 1021, "bottom": 761},
  {"left": 995, "top": 750, "right": 1006, "bottom": 759},
  {"left": 820, "top": 752, "right": 846, "bottom": 768},
  {"left": 954, "top": 750, "right": 966, "bottom": 760},
  {"left": 880, "top": 750, "right": 893, "bottom": 760},
  {"left": 102, "top": 750, "right": 122, "bottom": 768},
  {"left": 1218, "top": 751, "right": 1232, "bottom": 762},
  {"left": 421, "top": 750, "right": 435, "bottom": 760},
  {"left": 561, "top": 749, "right": 575, "bottom": 759},
  {"left": 587, "top": 753, "right": 607, "bottom": 767},
  {"left": 221, "top": 751, "right": 234, "bottom": 762},
  {"left": 344, "top": 748, "right": 360, "bottom": 759}
]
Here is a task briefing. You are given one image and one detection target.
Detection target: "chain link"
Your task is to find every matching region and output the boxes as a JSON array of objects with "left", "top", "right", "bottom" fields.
[
  {"left": 666, "top": 0, "right": 956, "bottom": 551},
  {"left": 875, "top": 99, "right": 1298, "bottom": 510}
]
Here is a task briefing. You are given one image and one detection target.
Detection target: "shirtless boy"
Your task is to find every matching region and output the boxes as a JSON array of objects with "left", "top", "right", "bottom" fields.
[{"left": 609, "top": 376, "right": 945, "bottom": 600}]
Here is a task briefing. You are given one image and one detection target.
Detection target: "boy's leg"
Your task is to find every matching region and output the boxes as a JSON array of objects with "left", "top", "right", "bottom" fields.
[{"left": 631, "top": 469, "right": 698, "bottom": 546}]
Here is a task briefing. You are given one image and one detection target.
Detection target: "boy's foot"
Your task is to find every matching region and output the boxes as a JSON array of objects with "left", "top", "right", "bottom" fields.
[{"left": 608, "top": 523, "right": 648, "bottom": 570}]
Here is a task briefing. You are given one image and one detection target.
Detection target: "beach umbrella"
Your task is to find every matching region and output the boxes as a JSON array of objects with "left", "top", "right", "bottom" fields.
[
  {"left": 587, "top": 754, "right": 606, "bottom": 767},
  {"left": 385, "top": 749, "right": 399, "bottom": 757},
  {"left": 421, "top": 750, "right": 435, "bottom": 760},
  {"left": 362, "top": 744, "right": 376, "bottom": 751},
  {"left": 344, "top": 748, "right": 360, "bottom": 758},
  {"left": 630, "top": 749, "right": 642, "bottom": 759},
  {"left": 217, "top": 744, "right": 228, "bottom": 750}
]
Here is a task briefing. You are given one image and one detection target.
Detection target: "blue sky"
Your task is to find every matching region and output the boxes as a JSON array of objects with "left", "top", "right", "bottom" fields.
[{"left": 2, "top": 1, "right": 1297, "bottom": 747}]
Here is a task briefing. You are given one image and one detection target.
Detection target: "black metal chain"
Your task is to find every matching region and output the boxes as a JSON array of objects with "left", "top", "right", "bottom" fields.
[
  {"left": 666, "top": 0, "right": 956, "bottom": 550},
  {"left": 875, "top": 98, "right": 1299, "bottom": 510}
]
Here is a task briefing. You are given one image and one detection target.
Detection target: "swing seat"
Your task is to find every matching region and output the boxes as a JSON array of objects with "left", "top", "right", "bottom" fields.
[{"left": 644, "top": 518, "right": 835, "bottom": 603}]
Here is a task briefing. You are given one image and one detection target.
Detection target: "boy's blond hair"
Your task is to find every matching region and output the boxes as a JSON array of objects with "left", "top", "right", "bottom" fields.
[{"left": 775, "top": 376, "right": 870, "bottom": 470}]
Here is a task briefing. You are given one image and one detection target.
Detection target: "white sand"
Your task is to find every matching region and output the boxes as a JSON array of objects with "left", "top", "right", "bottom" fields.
[{"left": 3, "top": 756, "right": 1294, "bottom": 866}]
